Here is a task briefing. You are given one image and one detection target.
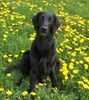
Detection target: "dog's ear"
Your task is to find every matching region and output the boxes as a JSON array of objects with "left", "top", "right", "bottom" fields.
[
  {"left": 32, "top": 15, "right": 38, "bottom": 31},
  {"left": 51, "top": 15, "right": 60, "bottom": 34},
  {"left": 32, "top": 12, "right": 43, "bottom": 31}
]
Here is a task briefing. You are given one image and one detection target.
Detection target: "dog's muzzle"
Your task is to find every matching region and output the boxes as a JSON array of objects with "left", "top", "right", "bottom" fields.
[{"left": 40, "top": 26, "right": 48, "bottom": 38}]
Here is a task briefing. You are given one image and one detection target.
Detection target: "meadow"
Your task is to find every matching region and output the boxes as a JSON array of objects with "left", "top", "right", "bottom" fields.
[{"left": 0, "top": 0, "right": 89, "bottom": 100}]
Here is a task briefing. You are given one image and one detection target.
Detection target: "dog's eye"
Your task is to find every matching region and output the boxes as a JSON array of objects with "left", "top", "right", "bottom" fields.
[
  {"left": 41, "top": 15, "right": 44, "bottom": 20},
  {"left": 48, "top": 17, "right": 51, "bottom": 22}
]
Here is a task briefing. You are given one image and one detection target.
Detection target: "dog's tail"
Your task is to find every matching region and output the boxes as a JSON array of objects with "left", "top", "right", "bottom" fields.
[
  {"left": 5, "top": 50, "right": 30, "bottom": 74},
  {"left": 5, "top": 64, "right": 20, "bottom": 74}
]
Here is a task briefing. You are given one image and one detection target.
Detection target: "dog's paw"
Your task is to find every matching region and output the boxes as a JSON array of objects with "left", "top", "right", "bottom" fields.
[{"left": 16, "top": 79, "right": 22, "bottom": 86}]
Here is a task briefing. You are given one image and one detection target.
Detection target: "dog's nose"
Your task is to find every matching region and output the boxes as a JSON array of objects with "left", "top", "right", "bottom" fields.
[{"left": 41, "top": 26, "right": 47, "bottom": 33}]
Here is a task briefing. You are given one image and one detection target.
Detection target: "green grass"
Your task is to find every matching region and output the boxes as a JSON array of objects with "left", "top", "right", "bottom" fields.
[{"left": 0, "top": 0, "right": 89, "bottom": 99}]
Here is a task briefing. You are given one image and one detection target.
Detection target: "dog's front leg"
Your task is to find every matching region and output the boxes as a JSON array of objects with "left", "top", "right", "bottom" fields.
[
  {"left": 28, "top": 82, "right": 35, "bottom": 93},
  {"left": 49, "top": 66, "right": 57, "bottom": 87},
  {"left": 28, "top": 69, "right": 38, "bottom": 93}
]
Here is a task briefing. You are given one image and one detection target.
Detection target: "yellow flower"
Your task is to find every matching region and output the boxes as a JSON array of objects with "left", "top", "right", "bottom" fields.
[
  {"left": 30, "top": 92, "right": 36, "bottom": 96},
  {"left": 63, "top": 69, "right": 68, "bottom": 75},
  {"left": 79, "top": 60, "right": 83, "bottom": 64},
  {"left": 83, "top": 79, "right": 89, "bottom": 83},
  {"left": 3, "top": 38, "right": 7, "bottom": 41},
  {"left": 3, "top": 55, "right": 8, "bottom": 58},
  {"left": 21, "top": 50, "right": 25, "bottom": 53},
  {"left": 64, "top": 75, "right": 69, "bottom": 80},
  {"left": 29, "top": 37, "right": 35, "bottom": 41},
  {"left": 65, "top": 25, "right": 71, "bottom": 32},
  {"left": 65, "top": 45, "right": 72, "bottom": 50},
  {"left": 78, "top": 81, "right": 84, "bottom": 85},
  {"left": 0, "top": 87, "right": 4, "bottom": 92},
  {"left": 56, "top": 48, "right": 60, "bottom": 53},
  {"left": 84, "top": 57, "right": 89, "bottom": 62},
  {"left": 84, "top": 64, "right": 88, "bottom": 70},
  {"left": 22, "top": 91, "right": 28, "bottom": 96},
  {"left": 71, "top": 52, "right": 76, "bottom": 57},
  {"left": 6, "top": 90, "right": 13, "bottom": 96},
  {"left": 73, "top": 38, "right": 77, "bottom": 41},
  {"left": 83, "top": 84, "right": 89, "bottom": 89},
  {"left": 39, "top": 7, "right": 43, "bottom": 11},
  {"left": 8, "top": 54, "right": 12, "bottom": 57},
  {"left": 75, "top": 61, "right": 79, "bottom": 64},
  {"left": 38, "top": 83, "right": 47, "bottom": 87},
  {"left": 3, "top": 34, "right": 7, "bottom": 38},
  {"left": 72, "top": 41, "right": 78, "bottom": 46},
  {"left": 8, "top": 58, "right": 12, "bottom": 63},
  {"left": 6, "top": 73, "right": 11, "bottom": 77},
  {"left": 14, "top": 54, "right": 19, "bottom": 58},
  {"left": 62, "top": 63, "right": 67, "bottom": 67},
  {"left": 73, "top": 69, "right": 78, "bottom": 74},
  {"left": 71, "top": 59, "right": 75, "bottom": 62},
  {"left": 10, "top": 15, "right": 14, "bottom": 20},
  {"left": 68, "top": 62, "right": 74, "bottom": 69},
  {"left": 80, "top": 39, "right": 84, "bottom": 43}
]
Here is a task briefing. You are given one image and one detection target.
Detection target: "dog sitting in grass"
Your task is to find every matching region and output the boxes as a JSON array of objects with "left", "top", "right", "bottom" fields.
[{"left": 5, "top": 12, "right": 60, "bottom": 92}]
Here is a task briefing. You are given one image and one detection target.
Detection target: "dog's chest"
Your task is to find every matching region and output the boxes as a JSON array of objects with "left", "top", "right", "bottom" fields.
[{"left": 36, "top": 39, "right": 50, "bottom": 56}]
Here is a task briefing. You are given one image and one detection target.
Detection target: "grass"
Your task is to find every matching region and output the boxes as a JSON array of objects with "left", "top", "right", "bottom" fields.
[{"left": 0, "top": 0, "right": 89, "bottom": 99}]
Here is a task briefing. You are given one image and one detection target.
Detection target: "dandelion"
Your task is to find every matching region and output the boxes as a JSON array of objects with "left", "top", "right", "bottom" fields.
[
  {"left": 73, "top": 38, "right": 77, "bottom": 41},
  {"left": 0, "top": 87, "right": 4, "bottom": 92},
  {"left": 64, "top": 75, "right": 69, "bottom": 80},
  {"left": 3, "top": 38, "right": 7, "bottom": 41},
  {"left": 84, "top": 57, "right": 89, "bottom": 62},
  {"left": 39, "top": 7, "right": 43, "bottom": 11},
  {"left": 78, "top": 81, "right": 84, "bottom": 85},
  {"left": 79, "top": 60, "right": 83, "bottom": 64},
  {"left": 62, "top": 63, "right": 67, "bottom": 67},
  {"left": 22, "top": 91, "right": 28, "bottom": 96},
  {"left": 83, "top": 84, "right": 89, "bottom": 89},
  {"left": 56, "top": 48, "right": 60, "bottom": 53},
  {"left": 29, "top": 37, "right": 35, "bottom": 41},
  {"left": 38, "top": 83, "right": 47, "bottom": 87},
  {"left": 71, "top": 52, "right": 76, "bottom": 57},
  {"left": 3, "top": 55, "right": 8, "bottom": 58},
  {"left": 84, "top": 64, "right": 88, "bottom": 70},
  {"left": 80, "top": 39, "right": 84, "bottom": 43},
  {"left": 68, "top": 62, "right": 74, "bottom": 69},
  {"left": 30, "top": 92, "right": 36, "bottom": 96},
  {"left": 6, "top": 73, "right": 11, "bottom": 77},
  {"left": 21, "top": 50, "right": 25, "bottom": 53},
  {"left": 14, "top": 54, "right": 19, "bottom": 58},
  {"left": 8, "top": 58, "right": 12, "bottom": 63},
  {"left": 8, "top": 54, "right": 12, "bottom": 57},
  {"left": 6, "top": 90, "right": 13, "bottom": 96},
  {"left": 75, "top": 61, "right": 79, "bottom": 64},
  {"left": 73, "top": 69, "right": 79, "bottom": 74},
  {"left": 63, "top": 69, "right": 68, "bottom": 75},
  {"left": 71, "top": 59, "right": 75, "bottom": 62},
  {"left": 3, "top": 34, "right": 7, "bottom": 38}
]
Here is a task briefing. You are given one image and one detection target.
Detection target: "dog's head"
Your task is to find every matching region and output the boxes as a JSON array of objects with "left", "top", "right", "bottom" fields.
[{"left": 32, "top": 12, "right": 60, "bottom": 37}]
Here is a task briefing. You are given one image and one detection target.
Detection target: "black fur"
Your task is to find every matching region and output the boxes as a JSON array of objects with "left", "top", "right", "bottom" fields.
[{"left": 5, "top": 12, "right": 60, "bottom": 92}]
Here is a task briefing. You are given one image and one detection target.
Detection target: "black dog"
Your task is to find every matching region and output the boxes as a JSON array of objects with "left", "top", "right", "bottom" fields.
[{"left": 5, "top": 12, "right": 60, "bottom": 92}]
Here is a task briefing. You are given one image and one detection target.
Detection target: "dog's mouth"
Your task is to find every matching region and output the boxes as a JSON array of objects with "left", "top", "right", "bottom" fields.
[{"left": 40, "top": 33, "right": 47, "bottom": 38}]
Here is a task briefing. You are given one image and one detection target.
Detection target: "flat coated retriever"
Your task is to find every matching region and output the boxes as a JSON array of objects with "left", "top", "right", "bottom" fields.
[{"left": 5, "top": 12, "right": 60, "bottom": 92}]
